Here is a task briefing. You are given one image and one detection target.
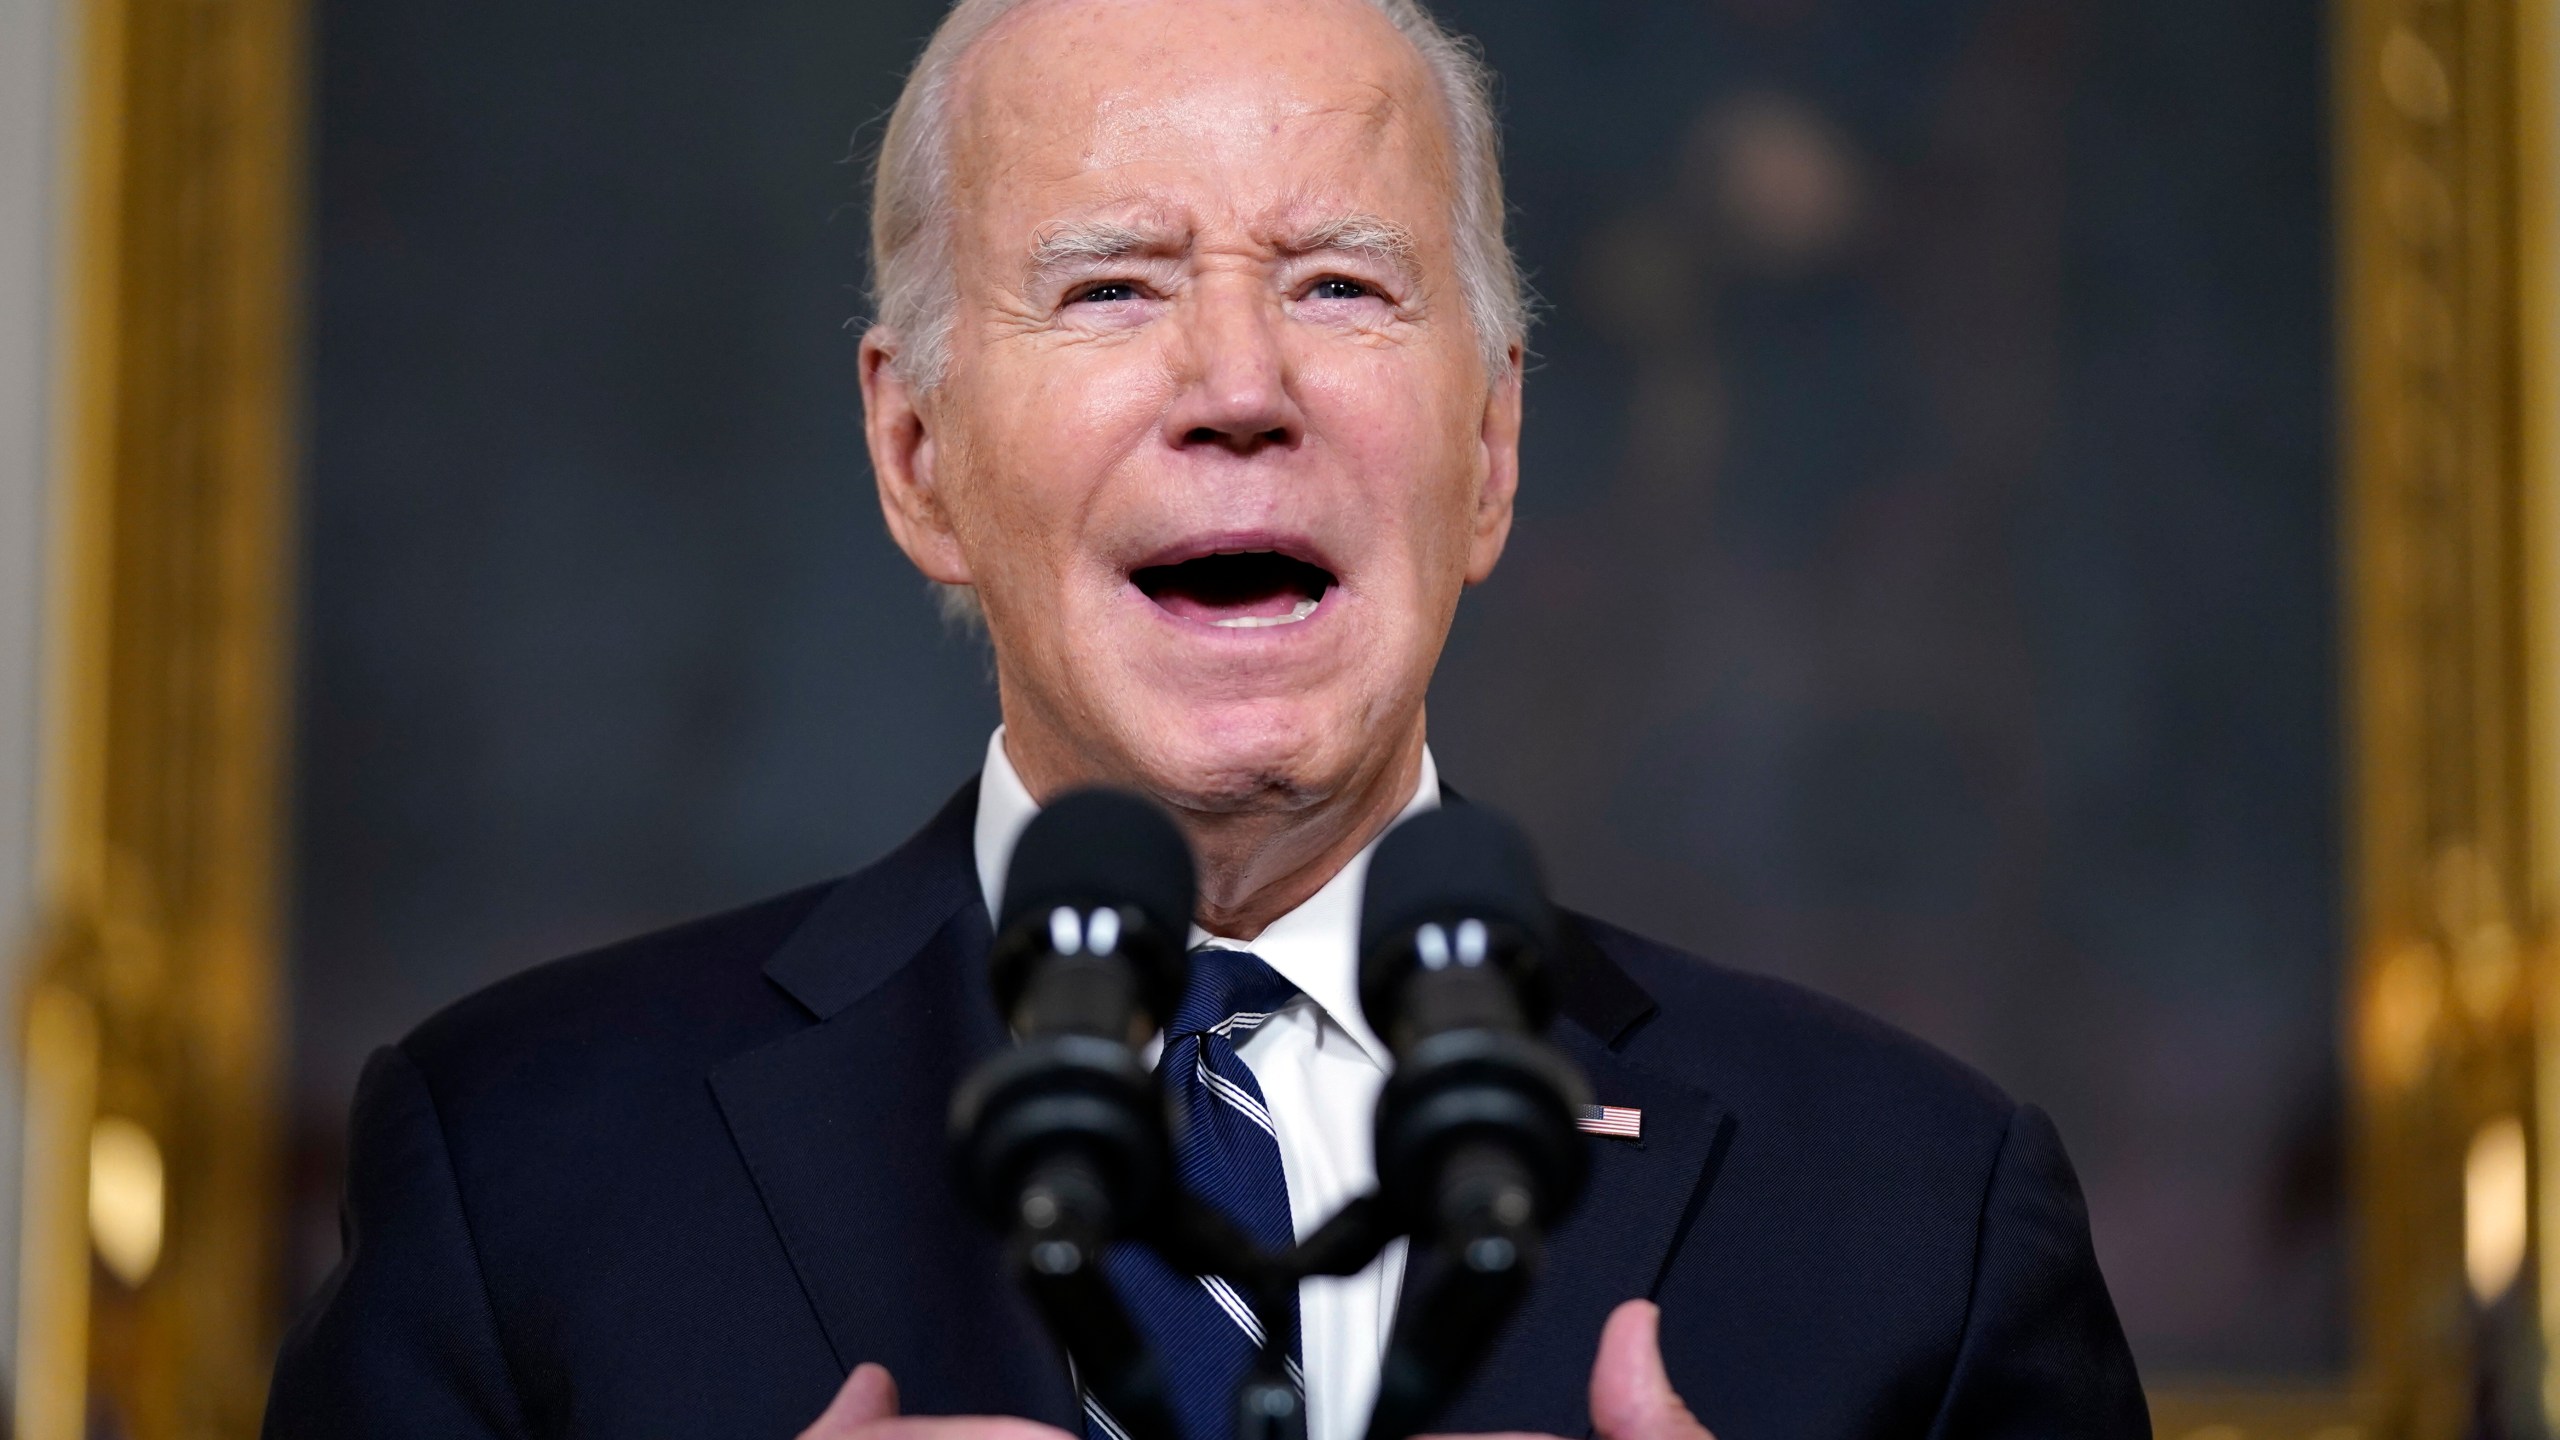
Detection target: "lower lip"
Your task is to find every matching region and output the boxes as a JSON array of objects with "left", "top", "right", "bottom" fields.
[{"left": 1130, "top": 583, "right": 1338, "bottom": 637}]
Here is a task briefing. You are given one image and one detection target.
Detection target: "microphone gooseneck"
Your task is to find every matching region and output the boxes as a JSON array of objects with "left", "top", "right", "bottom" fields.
[
  {"left": 949, "top": 788, "right": 1199, "bottom": 1440},
  {"left": 1355, "top": 805, "right": 1593, "bottom": 1440}
]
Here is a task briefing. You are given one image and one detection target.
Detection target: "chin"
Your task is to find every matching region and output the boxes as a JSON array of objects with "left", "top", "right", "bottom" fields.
[{"left": 1124, "top": 695, "right": 1372, "bottom": 817}]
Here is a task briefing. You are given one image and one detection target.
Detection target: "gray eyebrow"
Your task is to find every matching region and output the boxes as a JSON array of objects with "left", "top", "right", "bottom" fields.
[
  {"left": 1286, "top": 213, "right": 1419, "bottom": 277},
  {"left": 1026, "top": 222, "right": 1180, "bottom": 286},
  {"left": 1025, "top": 213, "right": 1422, "bottom": 287}
]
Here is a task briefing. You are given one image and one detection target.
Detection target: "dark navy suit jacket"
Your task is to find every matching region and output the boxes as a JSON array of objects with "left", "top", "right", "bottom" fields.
[{"left": 265, "top": 781, "right": 2148, "bottom": 1439}]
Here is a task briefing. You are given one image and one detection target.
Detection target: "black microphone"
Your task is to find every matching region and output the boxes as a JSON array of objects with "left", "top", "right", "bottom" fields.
[
  {"left": 949, "top": 788, "right": 1197, "bottom": 1440},
  {"left": 1356, "top": 804, "right": 1592, "bottom": 1440}
]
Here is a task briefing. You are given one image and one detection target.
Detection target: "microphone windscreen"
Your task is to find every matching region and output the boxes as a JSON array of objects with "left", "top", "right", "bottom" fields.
[
  {"left": 998, "top": 787, "right": 1197, "bottom": 942},
  {"left": 1358, "top": 804, "right": 1557, "bottom": 964}
]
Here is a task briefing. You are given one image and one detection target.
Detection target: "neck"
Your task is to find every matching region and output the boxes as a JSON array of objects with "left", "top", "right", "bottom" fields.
[
  {"left": 1173, "top": 730, "right": 1425, "bottom": 939},
  {"left": 1001, "top": 719, "right": 1427, "bottom": 942}
]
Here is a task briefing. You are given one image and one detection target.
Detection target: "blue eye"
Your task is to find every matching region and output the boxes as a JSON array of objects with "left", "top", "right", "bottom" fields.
[
  {"left": 1310, "top": 277, "right": 1373, "bottom": 301},
  {"left": 1072, "top": 282, "right": 1141, "bottom": 305}
]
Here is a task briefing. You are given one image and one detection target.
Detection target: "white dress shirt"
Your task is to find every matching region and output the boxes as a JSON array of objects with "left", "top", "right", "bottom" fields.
[{"left": 973, "top": 729, "right": 1431, "bottom": 1440}]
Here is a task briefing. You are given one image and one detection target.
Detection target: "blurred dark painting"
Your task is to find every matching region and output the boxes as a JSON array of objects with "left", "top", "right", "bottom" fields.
[{"left": 294, "top": 0, "right": 2337, "bottom": 1379}]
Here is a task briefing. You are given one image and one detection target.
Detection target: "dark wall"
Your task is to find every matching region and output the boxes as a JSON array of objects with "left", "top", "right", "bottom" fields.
[{"left": 295, "top": 0, "right": 2337, "bottom": 1377}]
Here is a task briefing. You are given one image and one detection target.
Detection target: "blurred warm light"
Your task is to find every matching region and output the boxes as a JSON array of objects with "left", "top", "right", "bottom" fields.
[
  {"left": 88, "top": 1115, "right": 165, "bottom": 1288},
  {"left": 2465, "top": 1114, "right": 2528, "bottom": 1304},
  {"left": 2361, "top": 941, "right": 2442, "bottom": 1090}
]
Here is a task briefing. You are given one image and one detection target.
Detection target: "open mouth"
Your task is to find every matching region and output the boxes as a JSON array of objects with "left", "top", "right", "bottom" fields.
[{"left": 1132, "top": 550, "right": 1337, "bottom": 629}]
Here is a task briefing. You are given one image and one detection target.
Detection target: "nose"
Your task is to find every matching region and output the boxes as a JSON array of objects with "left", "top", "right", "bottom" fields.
[{"left": 1162, "top": 276, "right": 1301, "bottom": 457}]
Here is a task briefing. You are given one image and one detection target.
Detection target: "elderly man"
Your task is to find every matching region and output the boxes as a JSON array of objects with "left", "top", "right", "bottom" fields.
[{"left": 265, "top": 1, "right": 2147, "bottom": 1437}]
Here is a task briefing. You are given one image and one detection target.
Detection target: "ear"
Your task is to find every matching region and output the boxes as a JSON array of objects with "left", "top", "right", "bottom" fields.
[
  {"left": 861, "top": 328, "right": 974, "bottom": 586},
  {"left": 1463, "top": 345, "right": 1524, "bottom": 585}
]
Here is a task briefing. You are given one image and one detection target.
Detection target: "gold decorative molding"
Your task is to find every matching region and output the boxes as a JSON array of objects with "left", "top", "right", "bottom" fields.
[
  {"left": 2132, "top": 0, "right": 2558, "bottom": 1432},
  {"left": 2337, "top": 0, "right": 2554, "bottom": 1433},
  {"left": 12, "top": 0, "right": 305, "bottom": 1431}
]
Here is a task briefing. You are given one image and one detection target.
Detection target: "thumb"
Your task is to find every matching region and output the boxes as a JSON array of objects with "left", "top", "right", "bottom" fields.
[
  {"left": 799, "top": 1362, "right": 901, "bottom": 1439},
  {"left": 1588, "top": 1301, "right": 1713, "bottom": 1440}
]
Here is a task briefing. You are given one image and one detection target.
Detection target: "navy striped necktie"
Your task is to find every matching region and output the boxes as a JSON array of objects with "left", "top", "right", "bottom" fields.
[{"left": 1086, "top": 946, "right": 1303, "bottom": 1440}]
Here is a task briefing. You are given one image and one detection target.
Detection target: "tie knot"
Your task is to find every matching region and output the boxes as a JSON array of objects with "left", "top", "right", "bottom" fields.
[{"left": 1168, "top": 947, "right": 1298, "bottom": 1041}]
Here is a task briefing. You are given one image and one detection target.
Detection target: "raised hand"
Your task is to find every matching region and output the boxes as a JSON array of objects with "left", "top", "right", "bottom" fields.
[
  {"left": 1587, "top": 1302, "right": 1714, "bottom": 1440},
  {"left": 796, "top": 1364, "right": 1082, "bottom": 1440},
  {"left": 805, "top": 1299, "right": 1712, "bottom": 1440},
  {"left": 1419, "top": 1298, "right": 1717, "bottom": 1440}
]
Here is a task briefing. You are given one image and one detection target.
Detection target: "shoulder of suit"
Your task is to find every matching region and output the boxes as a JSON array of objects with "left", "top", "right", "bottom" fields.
[
  {"left": 397, "top": 878, "right": 837, "bottom": 1101},
  {"left": 396, "top": 781, "right": 982, "bottom": 1099},
  {"left": 1573, "top": 911, "right": 2017, "bottom": 1139}
]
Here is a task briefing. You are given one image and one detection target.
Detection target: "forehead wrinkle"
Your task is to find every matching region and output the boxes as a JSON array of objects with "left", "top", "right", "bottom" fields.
[
  {"left": 1320, "top": 80, "right": 1405, "bottom": 134},
  {"left": 946, "top": 0, "right": 1471, "bottom": 306},
  {"left": 955, "top": 8, "right": 1441, "bottom": 181}
]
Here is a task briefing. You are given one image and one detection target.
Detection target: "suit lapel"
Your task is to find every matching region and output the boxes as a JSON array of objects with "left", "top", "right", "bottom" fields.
[
  {"left": 710, "top": 785, "right": 1082, "bottom": 1428},
  {"left": 1430, "top": 930, "right": 1733, "bottom": 1438}
]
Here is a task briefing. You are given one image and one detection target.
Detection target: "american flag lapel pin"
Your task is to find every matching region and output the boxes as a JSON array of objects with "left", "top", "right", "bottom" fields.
[{"left": 1576, "top": 1104, "right": 1643, "bottom": 1141}]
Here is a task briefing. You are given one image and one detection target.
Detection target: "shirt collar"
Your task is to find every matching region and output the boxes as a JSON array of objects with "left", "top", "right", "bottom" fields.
[{"left": 971, "top": 726, "right": 1437, "bottom": 1068}]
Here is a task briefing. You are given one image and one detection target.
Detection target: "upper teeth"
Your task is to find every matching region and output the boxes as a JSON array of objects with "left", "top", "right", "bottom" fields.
[{"left": 1211, "top": 597, "right": 1322, "bottom": 629}]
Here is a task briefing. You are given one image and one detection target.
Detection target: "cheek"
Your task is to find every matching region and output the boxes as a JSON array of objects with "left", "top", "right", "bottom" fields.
[
  {"left": 1018, "top": 350, "right": 1165, "bottom": 452},
  {"left": 1298, "top": 357, "right": 1486, "bottom": 569},
  {"left": 948, "top": 348, "right": 1171, "bottom": 561}
]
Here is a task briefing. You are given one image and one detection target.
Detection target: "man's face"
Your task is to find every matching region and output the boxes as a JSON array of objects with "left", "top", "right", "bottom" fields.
[{"left": 871, "top": 0, "right": 1521, "bottom": 813}]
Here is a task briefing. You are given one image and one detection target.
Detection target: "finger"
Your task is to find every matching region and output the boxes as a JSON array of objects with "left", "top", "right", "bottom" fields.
[
  {"left": 797, "top": 1363, "right": 900, "bottom": 1439},
  {"left": 1588, "top": 1300, "right": 1713, "bottom": 1440}
]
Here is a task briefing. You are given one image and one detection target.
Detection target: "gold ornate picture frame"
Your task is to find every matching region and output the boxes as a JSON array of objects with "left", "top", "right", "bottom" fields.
[
  {"left": 12, "top": 0, "right": 304, "bottom": 1434},
  {"left": 2325, "top": 0, "right": 2559, "bottom": 1432}
]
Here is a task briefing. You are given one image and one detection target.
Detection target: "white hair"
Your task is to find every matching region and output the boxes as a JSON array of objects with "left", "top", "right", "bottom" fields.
[{"left": 866, "top": 0, "right": 1527, "bottom": 391}]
